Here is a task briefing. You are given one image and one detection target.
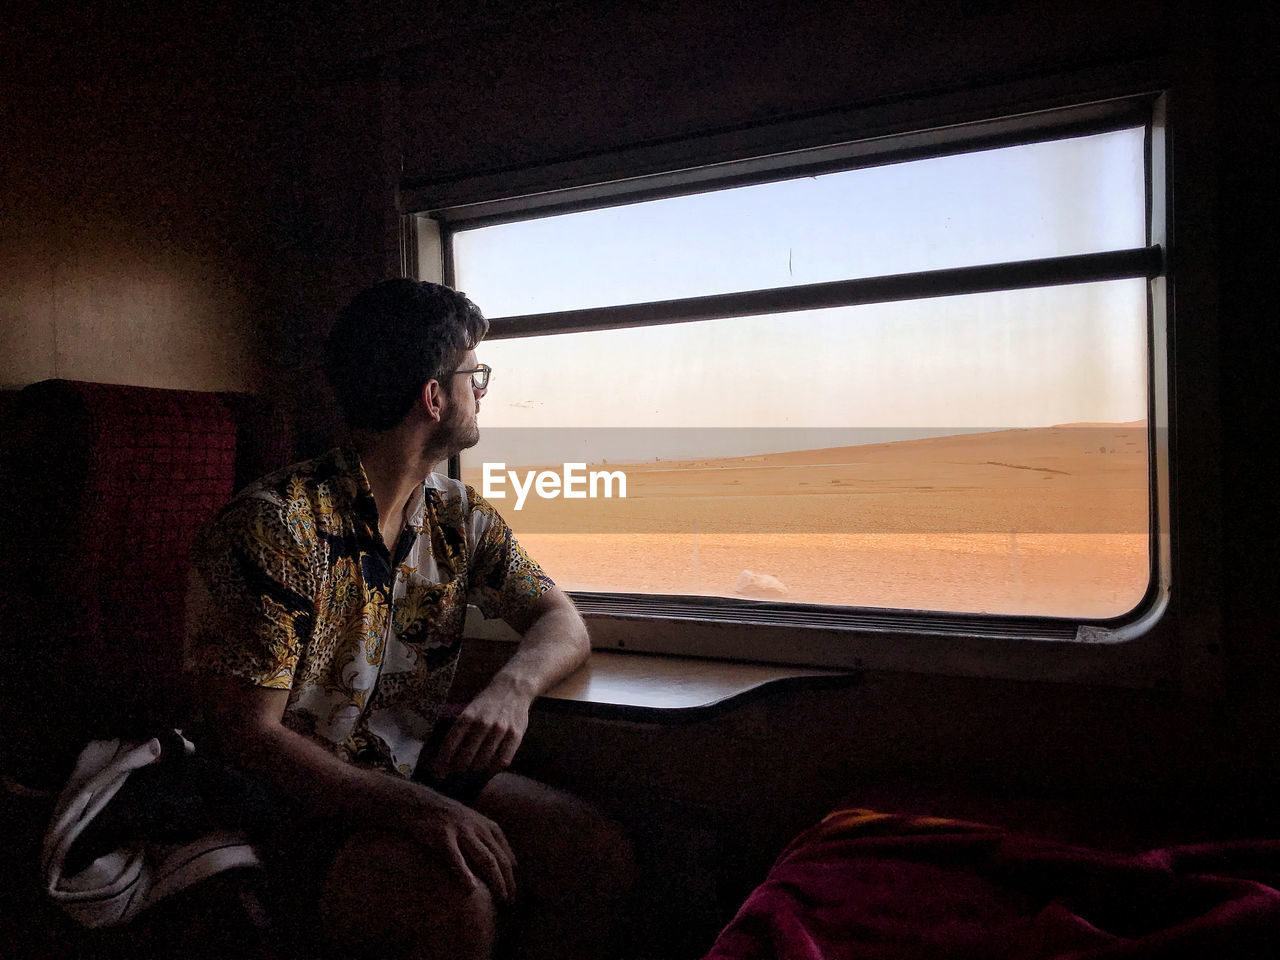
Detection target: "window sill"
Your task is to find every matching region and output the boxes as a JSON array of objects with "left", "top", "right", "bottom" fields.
[
  {"left": 464, "top": 606, "right": 857, "bottom": 722},
  {"left": 463, "top": 582, "right": 1177, "bottom": 702}
]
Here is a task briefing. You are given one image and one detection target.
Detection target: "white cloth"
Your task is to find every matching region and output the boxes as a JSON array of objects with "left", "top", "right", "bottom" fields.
[{"left": 41, "top": 733, "right": 261, "bottom": 928}]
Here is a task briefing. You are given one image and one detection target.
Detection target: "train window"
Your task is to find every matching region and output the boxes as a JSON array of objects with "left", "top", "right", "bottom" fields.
[
  {"left": 454, "top": 131, "right": 1144, "bottom": 315},
  {"left": 424, "top": 110, "right": 1165, "bottom": 658}
]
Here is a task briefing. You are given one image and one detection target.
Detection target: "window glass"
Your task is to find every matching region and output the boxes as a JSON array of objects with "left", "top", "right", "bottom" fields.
[
  {"left": 460, "top": 280, "right": 1150, "bottom": 618},
  {"left": 452, "top": 129, "right": 1146, "bottom": 317}
]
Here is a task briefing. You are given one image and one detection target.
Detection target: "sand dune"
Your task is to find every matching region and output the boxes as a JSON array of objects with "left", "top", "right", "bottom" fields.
[{"left": 462, "top": 423, "right": 1149, "bottom": 618}]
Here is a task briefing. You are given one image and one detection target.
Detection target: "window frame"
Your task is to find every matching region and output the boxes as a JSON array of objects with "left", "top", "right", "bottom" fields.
[{"left": 401, "top": 86, "right": 1206, "bottom": 693}]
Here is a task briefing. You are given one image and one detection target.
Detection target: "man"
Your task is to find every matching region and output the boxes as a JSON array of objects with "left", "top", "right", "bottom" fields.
[{"left": 185, "top": 279, "right": 631, "bottom": 960}]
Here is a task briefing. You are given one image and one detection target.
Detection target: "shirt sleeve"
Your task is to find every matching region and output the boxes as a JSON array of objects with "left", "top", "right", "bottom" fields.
[
  {"left": 184, "top": 495, "right": 316, "bottom": 690},
  {"left": 463, "top": 488, "right": 556, "bottom": 627}
]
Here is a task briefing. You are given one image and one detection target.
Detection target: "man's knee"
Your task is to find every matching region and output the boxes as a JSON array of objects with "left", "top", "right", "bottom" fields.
[
  {"left": 408, "top": 870, "right": 499, "bottom": 960},
  {"left": 478, "top": 775, "right": 635, "bottom": 904},
  {"left": 579, "top": 809, "right": 637, "bottom": 895},
  {"left": 320, "top": 830, "right": 499, "bottom": 959}
]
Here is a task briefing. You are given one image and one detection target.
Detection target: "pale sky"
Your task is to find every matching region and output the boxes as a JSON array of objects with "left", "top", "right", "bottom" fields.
[{"left": 452, "top": 129, "right": 1148, "bottom": 463}]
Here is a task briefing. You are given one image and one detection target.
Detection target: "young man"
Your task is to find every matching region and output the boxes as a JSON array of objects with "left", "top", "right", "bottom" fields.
[{"left": 185, "top": 279, "right": 631, "bottom": 960}]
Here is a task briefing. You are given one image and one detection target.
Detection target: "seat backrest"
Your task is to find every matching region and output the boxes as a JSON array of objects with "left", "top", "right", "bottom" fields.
[{"left": 1, "top": 380, "right": 240, "bottom": 783}]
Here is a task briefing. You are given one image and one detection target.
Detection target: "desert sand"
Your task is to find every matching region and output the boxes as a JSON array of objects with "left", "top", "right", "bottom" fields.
[{"left": 462, "top": 423, "right": 1149, "bottom": 619}]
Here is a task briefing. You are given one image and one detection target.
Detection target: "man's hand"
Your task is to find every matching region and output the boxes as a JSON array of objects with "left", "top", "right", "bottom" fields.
[
  {"left": 201, "top": 679, "right": 519, "bottom": 901},
  {"left": 433, "top": 587, "right": 589, "bottom": 779},
  {"left": 432, "top": 681, "right": 532, "bottom": 779},
  {"left": 405, "top": 784, "right": 517, "bottom": 904}
]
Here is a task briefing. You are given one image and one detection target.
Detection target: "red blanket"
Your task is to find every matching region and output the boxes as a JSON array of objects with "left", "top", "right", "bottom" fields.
[{"left": 704, "top": 809, "right": 1280, "bottom": 959}]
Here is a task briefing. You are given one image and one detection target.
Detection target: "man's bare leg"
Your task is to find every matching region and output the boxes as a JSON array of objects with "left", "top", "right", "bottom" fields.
[
  {"left": 319, "top": 830, "right": 499, "bottom": 960},
  {"left": 475, "top": 772, "right": 635, "bottom": 960}
]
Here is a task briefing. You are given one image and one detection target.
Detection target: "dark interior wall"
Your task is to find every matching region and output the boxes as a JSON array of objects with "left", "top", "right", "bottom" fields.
[
  {"left": 0, "top": 0, "right": 410, "bottom": 398},
  {"left": 0, "top": 8, "right": 400, "bottom": 443},
  {"left": 397, "top": 0, "right": 1169, "bottom": 184},
  {"left": 0, "top": 73, "right": 283, "bottom": 391},
  {"left": 1213, "top": 8, "right": 1280, "bottom": 694},
  {"left": 237, "top": 68, "right": 404, "bottom": 455}
]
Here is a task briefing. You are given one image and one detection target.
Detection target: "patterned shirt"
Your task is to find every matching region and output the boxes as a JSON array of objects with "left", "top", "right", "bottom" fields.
[{"left": 184, "top": 444, "right": 554, "bottom": 778}]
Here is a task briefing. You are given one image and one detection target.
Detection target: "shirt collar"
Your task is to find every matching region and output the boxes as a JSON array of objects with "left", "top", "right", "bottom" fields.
[
  {"left": 336, "top": 441, "right": 380, "bottom": 536},
  {"left": 336, "top": 441, "right": 427, "bottom": 539}
]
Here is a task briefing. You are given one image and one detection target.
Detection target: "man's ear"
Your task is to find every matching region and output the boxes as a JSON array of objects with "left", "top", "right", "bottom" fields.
[{"left": 422, "top": 380, "right": 444, "bottom": 422}]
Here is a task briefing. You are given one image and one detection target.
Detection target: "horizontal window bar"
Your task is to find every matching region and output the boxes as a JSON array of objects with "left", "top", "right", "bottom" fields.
[{"left": 485, "top": 246, "right": 1163, "bottom": 340}]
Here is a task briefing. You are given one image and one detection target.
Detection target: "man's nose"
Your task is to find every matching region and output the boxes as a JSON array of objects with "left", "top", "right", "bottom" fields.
[{"left": 474, "top": 380, "right": 488, "bottom": 399}]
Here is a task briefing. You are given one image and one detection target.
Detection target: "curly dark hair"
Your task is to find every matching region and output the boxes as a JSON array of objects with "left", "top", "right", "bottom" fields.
[{"left": 323, "top": 279, "right": 489, "bottom": 431}]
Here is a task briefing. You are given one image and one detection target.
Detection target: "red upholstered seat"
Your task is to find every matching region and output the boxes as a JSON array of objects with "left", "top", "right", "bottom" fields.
[{"left": 0, "top": 380, "right": 242, "bottom": 785}]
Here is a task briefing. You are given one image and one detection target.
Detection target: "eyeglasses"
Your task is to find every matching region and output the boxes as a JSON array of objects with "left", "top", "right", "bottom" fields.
[{"left": 450, "top": 363, "right": 491, "bottom": 391}]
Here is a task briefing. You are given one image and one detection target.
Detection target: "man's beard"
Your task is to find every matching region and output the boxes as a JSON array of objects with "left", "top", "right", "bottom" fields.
[{"left": 437, "top": 403, "right": 480, "bottom": 458}]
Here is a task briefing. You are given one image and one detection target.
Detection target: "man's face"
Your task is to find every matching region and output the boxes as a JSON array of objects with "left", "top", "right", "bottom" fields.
[{"left": 437, "top": 349, "right": 486, "bottom": 455}]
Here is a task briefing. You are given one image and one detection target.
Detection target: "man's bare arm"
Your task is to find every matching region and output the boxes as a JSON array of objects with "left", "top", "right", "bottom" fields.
[
  {"left": 433, "top": 587, "right": 589, "bottom": 778},
  {"left": 201, "top": 678, "right": 516, "bottom": 902}
]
